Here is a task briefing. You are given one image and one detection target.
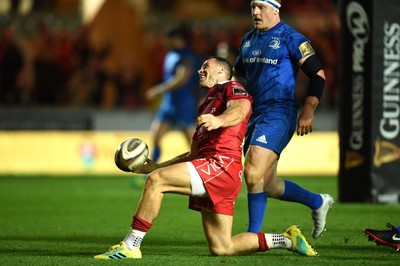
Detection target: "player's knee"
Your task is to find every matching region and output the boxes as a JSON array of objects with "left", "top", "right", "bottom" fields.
[
  {"left": 145, "top": 169, "right": 172, "bottom": 192},
  {"left": 145, "top": 171, "right": 162, "bottom": 189},
  {"left": 243, "top": 165, "right": 262, "bottom": 187},
  {"left": 208, "top": 244, "right": 231, "bottom": 256}
]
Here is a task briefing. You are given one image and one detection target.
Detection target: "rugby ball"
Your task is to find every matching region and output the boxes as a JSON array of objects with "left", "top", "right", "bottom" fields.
[{"left": 114, "top": 138, "right": 149, "bottom": 172}]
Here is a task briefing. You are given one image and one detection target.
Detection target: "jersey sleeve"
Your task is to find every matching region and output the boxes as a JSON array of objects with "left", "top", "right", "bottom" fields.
[
  {"left": 224, "top": 82, "right": 253, "bottom": 104},
  {"left": 287, "top": 31, "right": 315, "bottom": 62}
]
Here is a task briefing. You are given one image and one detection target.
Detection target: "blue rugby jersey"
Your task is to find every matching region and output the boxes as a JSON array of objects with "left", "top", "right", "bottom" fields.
[
  {"left": 161, "top": 47, "right": 200, "bottom": 110},
  {"left": 235, "top": 21, "right": 315, "bottom": 115}
]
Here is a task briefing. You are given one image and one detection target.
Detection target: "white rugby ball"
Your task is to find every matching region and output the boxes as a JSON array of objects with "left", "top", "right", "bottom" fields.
[{"left": 114, "top": 138, "right": 149, "bottom": 172}]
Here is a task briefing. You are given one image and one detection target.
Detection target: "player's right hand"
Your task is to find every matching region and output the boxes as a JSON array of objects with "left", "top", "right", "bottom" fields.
[{"left": 134, "top": 158, "right": 157, "bottom": 174}]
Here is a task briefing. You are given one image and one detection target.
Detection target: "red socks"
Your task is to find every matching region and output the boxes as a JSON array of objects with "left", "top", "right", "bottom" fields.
[
  {"left": 257, "top": 231, "right": 270, "bottom": 252},
  {"left": 131, "top": 215, "right": 152, "bottom": 232}
]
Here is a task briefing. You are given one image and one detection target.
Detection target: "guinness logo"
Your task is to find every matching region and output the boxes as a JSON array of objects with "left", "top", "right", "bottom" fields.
[
  {"left": 345, "top": 150, "right": 365, "bottom": 169},
  {"left": 374, "top": 138, "right": 400, "bottom": 168}
]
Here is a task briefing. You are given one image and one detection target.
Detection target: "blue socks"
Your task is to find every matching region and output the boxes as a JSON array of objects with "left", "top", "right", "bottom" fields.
[
  {"left": 247, "top": 192, "right": 268, "bottom": 233},
  {"left": 282, "top": 180, "right": 322, "bottom": 210},
  {"left": 247, "top": 180, "right": 322, "bottom": 233},
  {"left": 151, "top": 145, "right": 161, "bottom": 162}
]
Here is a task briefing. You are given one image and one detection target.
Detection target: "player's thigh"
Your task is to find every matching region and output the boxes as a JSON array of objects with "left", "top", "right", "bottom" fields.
[
  {"left": 244, "top": 145, "right": 278, "bottom": 180},
  {"left": 201, "top": 210, "right": 233, "bottom": 252},
  {"left": 149, "top": 163, "right": 192, "bottom": 195}
]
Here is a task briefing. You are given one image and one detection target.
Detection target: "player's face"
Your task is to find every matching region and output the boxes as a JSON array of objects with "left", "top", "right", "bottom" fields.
[
  {"left": 198, "top": 59, "right": 222, "bottom": 88},
  {"left": 251, "top": 2, "right": 277, "bottom": 31}
]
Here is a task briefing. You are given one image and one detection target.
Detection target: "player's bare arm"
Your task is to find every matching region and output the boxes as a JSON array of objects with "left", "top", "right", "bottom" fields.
[
  {"left": 146, "top": 64, "right": 191, "bottom": 100},
  {"left": 135, "top": 140, "right": 199, "bottom": 174},
  {"left": 297, "top": 96, "right": 318, "bottom": 136},
  {"left": 197, "top": 98, "right": 251, "bottom": 131},
  {"left": 297, "top": 54, "right": 325, "bottom": 136}
]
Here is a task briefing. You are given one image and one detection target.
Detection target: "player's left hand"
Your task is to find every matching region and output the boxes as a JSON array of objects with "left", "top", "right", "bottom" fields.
[{"left": 196, "top": 114, "right": 222, "bottom": 131}]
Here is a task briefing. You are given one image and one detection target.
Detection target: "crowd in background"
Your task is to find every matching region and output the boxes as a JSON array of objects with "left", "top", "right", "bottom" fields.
[{"left": 0, "top": 0, "right": 339, "bottom": 110}]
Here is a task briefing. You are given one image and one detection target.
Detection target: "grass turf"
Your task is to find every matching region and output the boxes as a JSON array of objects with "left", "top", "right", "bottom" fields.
[{"left": 0, "top": 175, "right": 399, "bottom": 265}]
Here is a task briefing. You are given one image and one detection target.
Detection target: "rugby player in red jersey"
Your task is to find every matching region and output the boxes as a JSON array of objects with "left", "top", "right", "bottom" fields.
[{"left": 95, "top": 56, "right": 317, "bottom": 260}]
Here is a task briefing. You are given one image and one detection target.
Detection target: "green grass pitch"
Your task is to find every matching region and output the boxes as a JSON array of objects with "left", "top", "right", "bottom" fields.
[{"left": 0, "top": 175, "right": 399, "bottom": 265}]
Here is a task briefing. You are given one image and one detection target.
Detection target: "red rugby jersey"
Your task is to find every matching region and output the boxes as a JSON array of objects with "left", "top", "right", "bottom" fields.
[{"left": 193, "top": 81, "right": 253, "bottom": 161}]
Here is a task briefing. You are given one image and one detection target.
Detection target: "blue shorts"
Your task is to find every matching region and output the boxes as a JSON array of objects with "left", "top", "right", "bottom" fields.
[
  {"left": 244, "top": 111, "right": 297, "bottom": 157},
  {"left": 156, "top": 101, "right": 197, "bottom": 128}
]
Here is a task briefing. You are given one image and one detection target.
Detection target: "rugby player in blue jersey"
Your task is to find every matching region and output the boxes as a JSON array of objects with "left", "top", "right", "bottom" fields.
[
  {"left": 234, "top": 0, "right": 334, "bottom": 237},
  {"left": 146, "top": 24, "right": 201, "bottom": 162}
]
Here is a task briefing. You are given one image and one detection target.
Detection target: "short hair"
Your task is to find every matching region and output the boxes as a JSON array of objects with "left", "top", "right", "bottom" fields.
[{"left": 207, "top": 56, "right": 233, "bottom": 80}]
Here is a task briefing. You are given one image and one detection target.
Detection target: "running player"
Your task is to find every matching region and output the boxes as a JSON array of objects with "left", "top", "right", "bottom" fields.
[
  {"left": 234, "top": 0, "right": 334, "bottom": 237},
  {"left": 146, "top": 24, "right": 201, "bottom": 162}
]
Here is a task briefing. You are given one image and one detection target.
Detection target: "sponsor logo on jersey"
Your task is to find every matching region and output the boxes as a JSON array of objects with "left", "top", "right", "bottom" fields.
[
  {"left": 299, "top": 42, "right": 315, "bottom": 57},
  {"left": 252, "top": 50, "right": 262, "bottom": 56},
  {"left": 242, "top": 57, "right": 278, "bottom": 64}
]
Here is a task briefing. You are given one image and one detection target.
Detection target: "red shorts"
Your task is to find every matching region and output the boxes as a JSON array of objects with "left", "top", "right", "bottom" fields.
[{"left": 188, "top": 155, "right": 243, "bottom": 216}]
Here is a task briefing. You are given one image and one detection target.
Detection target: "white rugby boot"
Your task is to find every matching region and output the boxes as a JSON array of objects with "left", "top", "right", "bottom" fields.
[{"left": 311, "top": 194, "right": 334, "bottom": 238}]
